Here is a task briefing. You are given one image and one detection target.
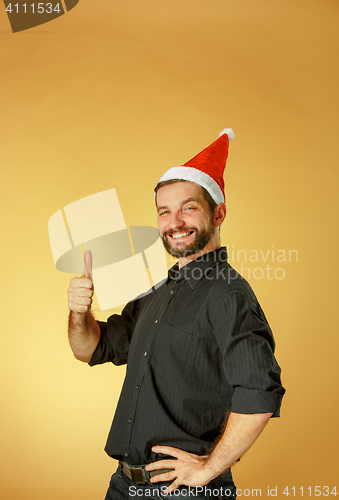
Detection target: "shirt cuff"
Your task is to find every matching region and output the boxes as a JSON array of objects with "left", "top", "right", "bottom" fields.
[
  {"left": 88, "top": 321, "right": 107, "bottom": 367},
  {"left": 231, "top": 387, "right": 284, "bottom": 417}
]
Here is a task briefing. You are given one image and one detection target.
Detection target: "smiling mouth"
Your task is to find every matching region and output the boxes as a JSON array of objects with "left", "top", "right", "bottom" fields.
[{"left": 168, "top": 231, "right": 194, "bottom": 240}]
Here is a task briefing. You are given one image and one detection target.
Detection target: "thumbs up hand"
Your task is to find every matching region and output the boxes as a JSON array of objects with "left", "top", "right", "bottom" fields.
[{"left": 68, "top": 250, "right": 94, "bottom": 314}]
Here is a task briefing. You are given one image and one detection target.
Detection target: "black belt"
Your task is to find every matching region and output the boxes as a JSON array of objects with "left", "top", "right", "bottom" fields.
[{"left": 120, "top": 460, "right": 174, "bottom": 484}]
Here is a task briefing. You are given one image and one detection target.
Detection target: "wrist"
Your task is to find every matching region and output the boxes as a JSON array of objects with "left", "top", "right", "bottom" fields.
[
  {"left": 69, "top": 307, "right": 91, "bottom": 316},
  {"left": 203, "top": 455, "right": 230, "bottom": 481}
]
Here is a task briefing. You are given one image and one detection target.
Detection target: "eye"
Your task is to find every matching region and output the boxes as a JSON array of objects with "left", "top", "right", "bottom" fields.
[
  {"left": 184, "top": 206, "right": 196, "bottom": 212},
  {"left": 159, "top": 210, "right": 169, "bottom": 216}
]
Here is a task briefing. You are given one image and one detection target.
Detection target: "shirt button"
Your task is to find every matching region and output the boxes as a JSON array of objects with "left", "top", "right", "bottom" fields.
[
  {"left": 144, "top": 351, "right": 148, "bottom": 357},
  {"left": 154, "top": 319, "right": 158, "bottom": 324},
  {"left": 170, "top": 290, "right": 174, "bottom": 295},
  {"left": 128, "top": 418, "right": 132, "bottom": 424},
  {"left": 136, "top": 385, "right": 139, "bottom": 390},
  {"left": 124, "top": 452, "right": 129, "bottom": 458}
]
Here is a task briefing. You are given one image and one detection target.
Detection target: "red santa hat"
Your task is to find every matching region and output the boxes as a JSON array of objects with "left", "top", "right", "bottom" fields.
[{"left": 155, "top": 128, "right": 235, "bottom": 204}]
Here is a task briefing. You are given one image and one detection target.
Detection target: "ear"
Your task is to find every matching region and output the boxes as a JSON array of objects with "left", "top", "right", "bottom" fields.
[{"left": 214, "top": 203, "right": 227, "bottom": 227}]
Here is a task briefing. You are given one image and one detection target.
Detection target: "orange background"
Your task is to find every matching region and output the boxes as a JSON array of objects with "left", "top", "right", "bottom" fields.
[{"left": 0, "top": 0, "right": 338, "bottom": 498}]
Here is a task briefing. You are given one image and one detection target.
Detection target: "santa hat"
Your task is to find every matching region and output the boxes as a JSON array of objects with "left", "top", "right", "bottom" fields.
[{"left": 155, "top": 128, "right": 235, "bottom": 204}]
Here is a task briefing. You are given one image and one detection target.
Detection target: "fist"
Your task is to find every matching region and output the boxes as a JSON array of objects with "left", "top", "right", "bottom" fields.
[{"left": 68, "top": 250, "right": 94, "bottom": 314}]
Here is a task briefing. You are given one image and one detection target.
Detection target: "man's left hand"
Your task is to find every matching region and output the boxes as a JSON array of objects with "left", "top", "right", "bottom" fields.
[
  {"left": 146, "top": 446, "right": 213, "bottom": 494},
  {"left": 146, "top": 413, "right": 273, "bottom": 494}
]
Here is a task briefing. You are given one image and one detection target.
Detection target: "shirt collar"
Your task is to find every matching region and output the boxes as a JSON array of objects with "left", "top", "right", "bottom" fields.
[{"left": 167, "top": 247, "right": 228, "bottom": 289}]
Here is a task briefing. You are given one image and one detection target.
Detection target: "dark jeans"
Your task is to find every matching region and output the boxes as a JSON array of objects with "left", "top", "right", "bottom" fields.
[{"left": 105, "top": 464, "right": 237, "bottom": 500}]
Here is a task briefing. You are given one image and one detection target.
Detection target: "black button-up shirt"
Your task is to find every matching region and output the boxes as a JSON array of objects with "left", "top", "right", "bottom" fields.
[{"left": 89, "top": 247, "right": 285, "bottom": 465}]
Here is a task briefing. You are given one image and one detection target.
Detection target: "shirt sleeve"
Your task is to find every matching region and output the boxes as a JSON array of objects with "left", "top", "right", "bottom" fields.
[
  {"left": 88, "top": 293, "right": 149, "bottom": 367},
  {"left": 213, "top": 289, "right": 285, "bottom": 417}
]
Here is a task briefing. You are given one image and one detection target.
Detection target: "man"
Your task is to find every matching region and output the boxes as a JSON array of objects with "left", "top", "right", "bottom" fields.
[{"left": 67, "top": 129, "right": 285, "bottom": 499}]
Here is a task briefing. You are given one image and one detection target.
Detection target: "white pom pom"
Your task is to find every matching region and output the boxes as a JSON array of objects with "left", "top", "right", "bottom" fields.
[{"left": 219, "top": 128, "right": 235, "bottom": 142}]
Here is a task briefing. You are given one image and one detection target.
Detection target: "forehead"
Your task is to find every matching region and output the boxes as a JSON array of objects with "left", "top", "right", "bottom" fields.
[{"left": 156, "top": 181, "right": 203, "bottom": 206}]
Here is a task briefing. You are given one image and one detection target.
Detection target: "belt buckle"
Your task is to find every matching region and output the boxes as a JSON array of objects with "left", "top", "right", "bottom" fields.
[{"left": 130, "top": 466, "right": 147, "bottom": 484}]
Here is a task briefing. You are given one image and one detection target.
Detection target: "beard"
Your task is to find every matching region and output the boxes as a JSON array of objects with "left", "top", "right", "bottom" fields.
[{"left": 161, "top": 220, "right": 215, "bottom": 258}]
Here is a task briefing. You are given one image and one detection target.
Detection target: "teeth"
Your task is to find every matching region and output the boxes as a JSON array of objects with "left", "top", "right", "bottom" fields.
[{"left": 171, "top": 232, "right": 191, "bottom": 239}]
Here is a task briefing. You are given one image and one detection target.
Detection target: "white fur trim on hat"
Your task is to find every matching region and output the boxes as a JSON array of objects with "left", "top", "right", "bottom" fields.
[{"left": 157, "top": 166, "right": 225, "bottom": 204}]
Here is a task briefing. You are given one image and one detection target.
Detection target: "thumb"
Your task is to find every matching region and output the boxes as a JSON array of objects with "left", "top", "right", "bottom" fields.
[{"left": 82, "top": 250, "right": 93, "bottom": 281}]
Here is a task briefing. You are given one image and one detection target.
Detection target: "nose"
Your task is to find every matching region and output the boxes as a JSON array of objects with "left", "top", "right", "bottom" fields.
[{"left": 168, "top": 211, "right": 185, "bottom": 230}]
